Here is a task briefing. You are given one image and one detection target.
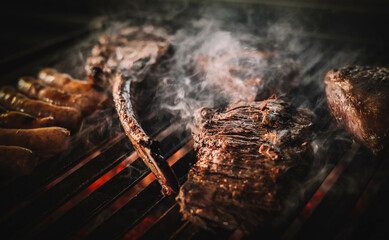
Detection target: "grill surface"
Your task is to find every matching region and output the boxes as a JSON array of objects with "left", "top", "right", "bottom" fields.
[{"left": 0, "top": 1, "right": 388, "bottom": 239}]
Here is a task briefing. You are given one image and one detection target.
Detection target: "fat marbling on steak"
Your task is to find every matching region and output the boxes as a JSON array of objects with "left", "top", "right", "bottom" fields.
[
  {"left": 176, "top": 98, "right": 314, "bottom": 233},
  {"left": 325, "top": 65, "right": 389, "bottom": 153}
]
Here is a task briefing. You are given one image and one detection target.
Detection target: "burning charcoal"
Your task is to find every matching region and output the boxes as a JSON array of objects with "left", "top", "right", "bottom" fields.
[
  {"left": 325, "top": 65, "right": 389, "bottom": 154},
  {"left": 176, "top": 98, "right": 314, "bottom": 233}
]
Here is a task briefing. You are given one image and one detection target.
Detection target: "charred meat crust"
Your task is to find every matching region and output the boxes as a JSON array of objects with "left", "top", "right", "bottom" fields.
[
  {"left": 177, "top": 98, "right": 314, "bottom": 233},
  {"left": 98, "top": 26, "right": 179, "bottom": 195},
  {"left": 113, "top": 73, "right": 179, "bottom": 195},
  {"left": 325, "top": 65, "right": 389, "bottom": 153},
  {"left": 86, "top": 26, "right": 170, "bottom": 90}
]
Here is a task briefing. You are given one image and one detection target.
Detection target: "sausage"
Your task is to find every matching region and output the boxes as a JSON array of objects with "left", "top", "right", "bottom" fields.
[
  {"left": 0, "top": 86, "right": 82, "bottom": 132},
  {"left": 0, "top": 127, "right": 70, "bottom": 158},
  {"left": 17, "top": 76, "right": 98, "bottom": 115},
  {"left": 38, "top": 68, "right": 112, "bottom": 109},
  {"left": 0, "top": 111, "right": 55, "bottom": 129},
  {"left": 0, "top": 145, "right": 38, "bottom": 177},
  {"left": 17, "top": 76, "right": 72, "bottom": 104},
  {"left": 38, "top": 68, "right": 93, "bottom": 93}
]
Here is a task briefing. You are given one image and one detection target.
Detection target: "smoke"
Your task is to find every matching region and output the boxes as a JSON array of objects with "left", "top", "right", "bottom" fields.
[
  {"left": 155, "top": 17, "right": 285, "bottom": 130},
  {"left": 43, "top": 3, "right": 368, "bottom": 230},
  {"left": 147, "top": 5, "right": 369, "bottom": 229}
]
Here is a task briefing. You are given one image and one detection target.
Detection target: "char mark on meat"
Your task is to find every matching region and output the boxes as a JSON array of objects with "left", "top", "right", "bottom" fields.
[
  {"left": 176, "top": 98, "right": 314, "bottom": 233},
  {"left": 325, "top": 65, "right": 389, "bottom": 154}
]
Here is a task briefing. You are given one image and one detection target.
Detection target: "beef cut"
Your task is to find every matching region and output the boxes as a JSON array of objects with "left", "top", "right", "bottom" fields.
[
  {"left": 176, "top": 98, "right": 314, "bottom": 233},
  {"left": 86, "top": 26, "right": 170, "bottom": 90},
  {"left": 89, "top": 26, "right": 179, "bottom": 194},
  {"left": 325, "top": 65, "right": 389, "bottom": 153}
]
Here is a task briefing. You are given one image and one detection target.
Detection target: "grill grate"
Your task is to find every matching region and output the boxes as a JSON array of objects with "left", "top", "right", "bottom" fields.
[{"left": 0, "top": 3, "right": 388, "bottom": 239}]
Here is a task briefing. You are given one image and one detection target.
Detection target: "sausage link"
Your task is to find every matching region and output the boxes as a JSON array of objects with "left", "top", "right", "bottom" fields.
[
  {"left": 38, "top": 68, "right": 94, "bottom": 93},
  {"left": 0, "top": 127, "right": 70, "bottom": 158},
  {"left": 0, "top": 86, "right": 82, "bottom": 132},
  {"left": 17, "top": 76, "right": 97, "bottom": 115},
  {"left": 38, "top": 68, "right": 112, "bottom": 109},
  {"left": 0, "top": 111, "right": 55, "bottom": 129}
]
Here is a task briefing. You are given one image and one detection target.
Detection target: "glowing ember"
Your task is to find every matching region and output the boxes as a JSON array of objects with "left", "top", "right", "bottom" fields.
[{"left": 73, "top": 141, "right": 193, "bottom": 239}]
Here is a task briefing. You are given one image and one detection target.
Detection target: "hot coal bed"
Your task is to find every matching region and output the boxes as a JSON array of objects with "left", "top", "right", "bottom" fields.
[{"left": 0, "top": 1, "right": 388, "bottom": 239}]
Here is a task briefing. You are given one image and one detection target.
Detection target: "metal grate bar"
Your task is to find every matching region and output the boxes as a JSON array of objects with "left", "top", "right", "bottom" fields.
[
  {"left": 29, "top": 122, "right": 190, "bottom": 239},
  {"left": 333, "top": 153, "right": 389, "bottom": 239},
  {"left": 289, "top": 146, "right": 379, "bottom": 239},
  {"left": 137, "top": 203, "right": 183, "bottom": 240},
  {"left": 81, "top": 142, "right": 195, "bottom": 240},
  {"left": 0, "top": 113, "right": 174, "bottom": 239},
  {"left": 169, "top": 221, "right": 202, "bottom": 240},
  {"left": 0, "top": 113, "right": 118, "bottom": 217}
]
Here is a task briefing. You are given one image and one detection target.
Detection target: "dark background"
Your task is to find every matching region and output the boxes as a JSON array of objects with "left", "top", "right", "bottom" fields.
[{"left": 0, "top": 0, "right": 388, "bottom": 79}]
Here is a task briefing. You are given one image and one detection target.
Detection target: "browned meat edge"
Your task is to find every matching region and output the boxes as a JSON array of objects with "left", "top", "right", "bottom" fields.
[{"left": 113, "top": 73, "right": 179, "bottom": 195}]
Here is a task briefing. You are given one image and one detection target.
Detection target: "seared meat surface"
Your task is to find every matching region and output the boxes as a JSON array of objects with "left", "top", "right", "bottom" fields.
[
  {"left": 93, "top": 26, "right": 179, "bottom": 194},
  {"left": 325, "top": 65, "right": 389, "bottom": 153},
  {"left": 176, "top": 98, "right": 314, "bottom": 233},
  {"left": 86, "top": 26, "right": 170, "bottom": 90}
]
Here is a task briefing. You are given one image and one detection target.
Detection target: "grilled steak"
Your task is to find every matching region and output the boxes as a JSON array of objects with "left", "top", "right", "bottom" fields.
[
  {"left": 92, "top": 26, "right": 179, "bottom": 194},
  {"left": 176, "top": 98, "right": 314, "bottom": 233},
  {"left": 325, "top": 65, "right": 389, "bottom": 153}
]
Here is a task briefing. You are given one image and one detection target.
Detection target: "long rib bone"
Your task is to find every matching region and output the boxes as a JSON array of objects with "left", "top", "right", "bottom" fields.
[{"left": 113, "top": 73, "right": 179, "bottom": 195}]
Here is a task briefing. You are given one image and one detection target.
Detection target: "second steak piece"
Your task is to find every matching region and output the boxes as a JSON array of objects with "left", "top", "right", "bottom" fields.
[
  {"left": 176, "top": 98, "right": 314, "bottom": 233},
  {"left": 325, "top": 65, "right": 389, "bottom": 153}
]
